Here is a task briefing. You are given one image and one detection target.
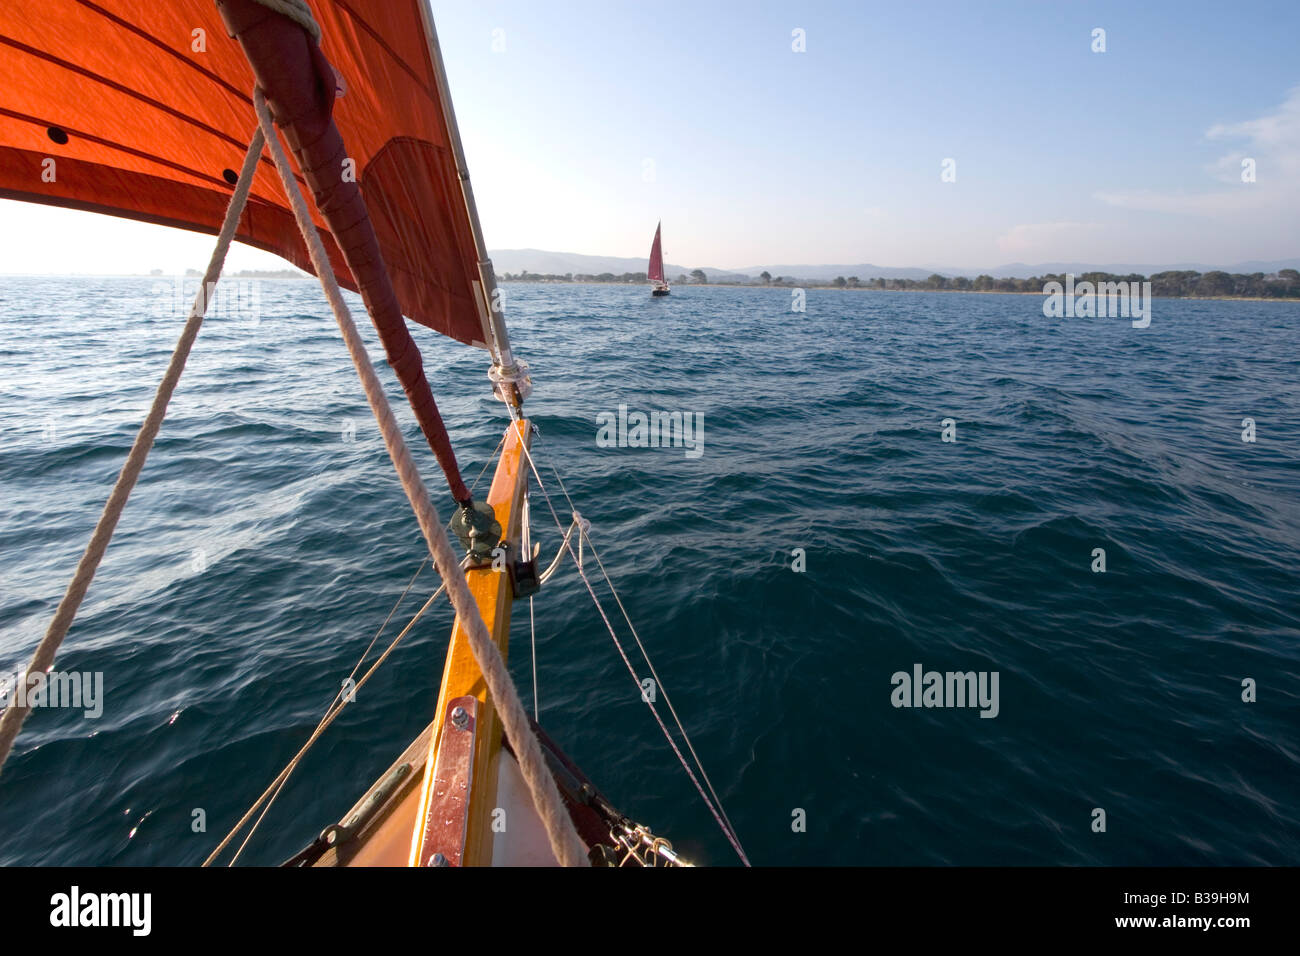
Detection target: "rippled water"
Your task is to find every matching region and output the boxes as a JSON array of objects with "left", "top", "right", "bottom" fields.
[{"left": 1, "top": 277, "right": 1297, "bottom": 866}]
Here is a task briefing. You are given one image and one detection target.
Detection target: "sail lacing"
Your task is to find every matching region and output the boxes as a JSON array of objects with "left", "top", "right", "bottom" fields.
[
  {"left": 249, "top": 87, "right": 588, "bottom": 867},
  {"left": 0, "top": 124, "right": 268, "bottom": 779}
]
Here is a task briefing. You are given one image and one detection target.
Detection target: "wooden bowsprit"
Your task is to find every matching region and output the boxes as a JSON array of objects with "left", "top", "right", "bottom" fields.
[{"left": 410, "top": 418, "right": 532, "bottom": 866}]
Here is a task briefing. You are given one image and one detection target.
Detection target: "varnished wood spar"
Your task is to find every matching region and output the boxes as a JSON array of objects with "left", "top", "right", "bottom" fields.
[{"left": 410, "top": 418, "right": 531, "bottom": 866}]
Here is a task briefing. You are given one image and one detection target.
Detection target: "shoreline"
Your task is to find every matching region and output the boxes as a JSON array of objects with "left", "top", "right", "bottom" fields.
[
  {"left": 500, "top": 280, "right": 1299, "bottom": 304},
  {"left": 2, "top": 273, "right": 1293, "bottom": 304}
]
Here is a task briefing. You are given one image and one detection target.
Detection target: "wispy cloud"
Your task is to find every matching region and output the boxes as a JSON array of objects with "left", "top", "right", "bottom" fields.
[
  {"left": 1095, "top": 86, "right": 1300, "bottom": 215},
  {"left": 1091, "top": 188, "right": 1273, "bottom": 216}
]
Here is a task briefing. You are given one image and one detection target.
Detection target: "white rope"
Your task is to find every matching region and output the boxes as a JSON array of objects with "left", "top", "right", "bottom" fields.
[
  {"left": 537, "top": 514, "right": 582, "bottom": 584},
  {"left": 509, "top": 417, "right": 751, "bottom": 865},
  {"left": 0, "top": 124, "right": 267, "bottom": 779},
  {"left": 250, "top": 89, "right": 587, "bottom": 867}
]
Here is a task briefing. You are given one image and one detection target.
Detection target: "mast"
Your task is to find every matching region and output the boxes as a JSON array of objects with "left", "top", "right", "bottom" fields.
[
  {"left": 662, "top": 223, "right": 669, "bottom": 289},
  {"left": 418, "top": 3, "right": 527, "bottom": 407}
]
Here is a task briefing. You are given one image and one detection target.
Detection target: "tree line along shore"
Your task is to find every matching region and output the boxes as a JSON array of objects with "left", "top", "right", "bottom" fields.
[{"left": 500, "top": 268, "right": 1300, "bottom": 300}]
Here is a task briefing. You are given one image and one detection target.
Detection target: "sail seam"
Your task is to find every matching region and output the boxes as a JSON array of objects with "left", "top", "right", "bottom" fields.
[
  {"left": 73, "top": 0, "right": 255, "bottom": 102},
  {"left": 0, "top": 35, "right": 255, "bottom": 155},
  {"left": 0, "top": 106, "right": 245, "bottom": 188}
]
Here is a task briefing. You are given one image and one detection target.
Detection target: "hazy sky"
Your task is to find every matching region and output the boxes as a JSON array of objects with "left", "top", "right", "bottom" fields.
[{"left": 2, "top": 0, "right": 1297, "bottom": 274}]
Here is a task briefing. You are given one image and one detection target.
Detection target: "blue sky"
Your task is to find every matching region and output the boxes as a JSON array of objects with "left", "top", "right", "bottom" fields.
[
  {"left": 3, "top": 0, "right": 1297, "bottom": 273},
  {"left": 429, "top": 0, "right": 1300, "bottom": 269}
]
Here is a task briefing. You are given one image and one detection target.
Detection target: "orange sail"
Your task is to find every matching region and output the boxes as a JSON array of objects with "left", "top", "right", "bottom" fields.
[{"left": 0, "top": 0, "right": 489, "bottom": 349}]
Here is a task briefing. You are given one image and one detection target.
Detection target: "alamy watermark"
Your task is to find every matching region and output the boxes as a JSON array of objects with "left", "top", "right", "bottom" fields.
[
  {"left": 0, "top": 670, "right": 103, "bottom": 718},
  {"left": 1042, "top": 274, "right": 1151, "bottom": 328},
  {"left": 50, "top": 886, "right": 150, "bottom": 936},
  {"left": 595, "top": 404, "right": 704, "bottom": 459},
  {"left": 891, "top": 663, "right": 999, "bottom": 718},
  {"left": 151, "top": 276, "right": 262, "bottom": 327}
]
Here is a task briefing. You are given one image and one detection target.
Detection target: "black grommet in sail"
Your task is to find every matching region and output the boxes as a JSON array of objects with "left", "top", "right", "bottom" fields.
[
  {"left": 222, "top": 168, "right": 239, "bottom": 185},
  {"left": 47, "top": 126, "right": 69, "bottom": 145}
]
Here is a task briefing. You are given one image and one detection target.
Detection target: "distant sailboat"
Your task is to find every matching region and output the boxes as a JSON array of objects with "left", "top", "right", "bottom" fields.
[{"left": 648, "top": 222, "right": 670, "bottom": 296}]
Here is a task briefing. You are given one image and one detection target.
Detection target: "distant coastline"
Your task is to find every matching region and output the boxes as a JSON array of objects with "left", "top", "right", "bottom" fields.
[
  {"left": 501, "top": 279, "right": 1294, "bottom": 303},
  {"left": 3, "top": 270, "right": 1291, "bottom": 303},
  {"left": 182, "top": 268, "right": 308, "bottom": 279},
  {"left": 500, "top": 269, "right": 1300, "bottom": 301}
]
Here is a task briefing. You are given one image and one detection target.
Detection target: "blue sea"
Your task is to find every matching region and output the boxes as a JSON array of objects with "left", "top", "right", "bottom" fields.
[{"left": 1, "top": 277, "right": 1297, "bottom": 866}]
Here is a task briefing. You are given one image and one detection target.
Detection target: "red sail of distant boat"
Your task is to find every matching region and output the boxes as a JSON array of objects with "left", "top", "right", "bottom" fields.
[{"left": 647, "top": 222, "right": 664, "bottom": 282}]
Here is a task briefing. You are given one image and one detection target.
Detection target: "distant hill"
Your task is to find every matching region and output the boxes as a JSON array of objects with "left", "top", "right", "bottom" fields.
[
  {"left": 490, "top": 248, "right": 689, "bottom": 278},
  {"left": 489, "top": 248, "right": 1300, "bottom": 283},
  {"left": 731, "top": 263, "right": 936, "bottom": 281},
  {"left": 723, "top": 259, "right": 1300, "bottom": 281},
  {"left": 982, "top": 259, "right": 1300, "bottom": 278},
  {"left": 490, "top": 248, "right": 749, "bottom": 282},
  {"left": 181, "top": 267, "right": 308, "bottom": 279}
]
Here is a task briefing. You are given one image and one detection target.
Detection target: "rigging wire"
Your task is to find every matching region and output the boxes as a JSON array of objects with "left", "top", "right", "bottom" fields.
[
  {"left": 216, "top": 437, "right": 504, "bottom": 865},
  {"left": 506, "top": 412, "right": 751, "bottom": 866},
  {"left": 529, "top": 594, "right": 538, "bottom": 721},
  {"left": 523, "top": 491, "right": 539, "bottom": 719},
  {"left": 544, "top": 460, "right": 746, "bottom": 860},
  {"left": 207, "top": 568, "right": 458, "bottom": 867},
  {"left": 253, "top": 83, "right": 588, "bottom": 865},
  {"left": 226, "top": 553, "right": 430, "bottom": 866}
]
